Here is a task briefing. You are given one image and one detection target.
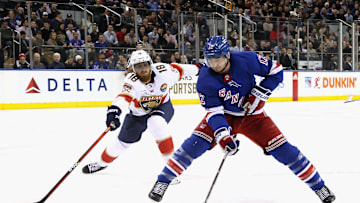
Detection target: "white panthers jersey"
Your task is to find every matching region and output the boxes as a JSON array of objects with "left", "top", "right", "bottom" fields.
[{"left": 112, "top": 63, "right": 198, "bottom": 116}]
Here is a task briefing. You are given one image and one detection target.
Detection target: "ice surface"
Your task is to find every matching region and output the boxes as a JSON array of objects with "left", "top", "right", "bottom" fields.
[{"left": 0, "top": 100, "right": 359, "bottom": 203}]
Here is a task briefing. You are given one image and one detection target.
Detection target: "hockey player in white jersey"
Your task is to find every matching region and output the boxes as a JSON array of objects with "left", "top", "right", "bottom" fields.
[{"left": 82, "top": 50, "right": 199, "bottom": 175}]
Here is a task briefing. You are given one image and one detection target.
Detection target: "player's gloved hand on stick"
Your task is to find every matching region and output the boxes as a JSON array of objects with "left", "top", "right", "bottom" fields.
[
  {"left": 243, "top": 85, "right": 271, "bottom": 115},
  {"left": 215, "top": 129, "right": 240, "bottom": 156},
  {"left": 106, "top": 105, "right": 121, "bottom": 131}
]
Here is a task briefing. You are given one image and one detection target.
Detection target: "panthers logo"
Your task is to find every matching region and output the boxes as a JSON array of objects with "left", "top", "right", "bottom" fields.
[{"left": 140, "top": 95, "right": 163, "bottom": 112}]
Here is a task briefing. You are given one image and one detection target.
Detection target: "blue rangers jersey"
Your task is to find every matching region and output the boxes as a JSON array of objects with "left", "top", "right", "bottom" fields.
[{"left": 196, "top": 51, "right": 283, "bottom": 133}]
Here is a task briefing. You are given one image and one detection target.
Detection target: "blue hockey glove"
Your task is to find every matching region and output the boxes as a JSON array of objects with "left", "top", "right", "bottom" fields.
[
  {"left": 215, "top": 129, "right": 239, "bottom": 156},
  {"left": 243, "top": 85, "right": 271, "bottom": 115},
  {"left": 106, "top": 105, "right": 121, "bottom": 131}
]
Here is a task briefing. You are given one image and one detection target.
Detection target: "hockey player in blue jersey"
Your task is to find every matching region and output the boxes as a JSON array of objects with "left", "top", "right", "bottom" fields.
[{"left": 148, "top": 36, "right": 335, "bottom": 203}]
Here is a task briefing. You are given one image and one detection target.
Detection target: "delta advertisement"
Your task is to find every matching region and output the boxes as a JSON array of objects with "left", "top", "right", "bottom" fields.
[
  {"left": 1, "top": 70, "right": 360, "bottom": 110},
  {"left": 0, "top": 70, "right": 124, "bottom": 109}
]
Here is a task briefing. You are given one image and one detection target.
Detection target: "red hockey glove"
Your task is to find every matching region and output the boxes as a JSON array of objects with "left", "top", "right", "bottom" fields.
[
  {"left": 243, "top": 85, "right": 271, "bottom": 115},
  {"left": 215, "top": 129, "right": 240, "bottom": 156}
]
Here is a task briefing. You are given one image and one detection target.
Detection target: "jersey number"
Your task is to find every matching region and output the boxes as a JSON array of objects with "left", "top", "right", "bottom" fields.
[
  {"left": 129, "top": 73, "right": 139, "bottom": 82},
  {"left": 156, "top": 65, "right": 167, "bottom": 73}
]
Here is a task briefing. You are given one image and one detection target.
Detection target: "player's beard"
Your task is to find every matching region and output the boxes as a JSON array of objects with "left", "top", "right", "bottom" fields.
[{"left": 137, "top": 70, "right": 152, "bottom": 83}]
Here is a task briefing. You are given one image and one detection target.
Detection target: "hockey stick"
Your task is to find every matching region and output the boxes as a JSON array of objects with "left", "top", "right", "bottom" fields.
[
  {"left": 344, "top": 95, "right": 360, "bottom": 103},
  {"left": 34, "top": 125, "right": 113, "bottom": 203},
  {"left": 204, "top": 152, "right": 229, "bottom": 203}
]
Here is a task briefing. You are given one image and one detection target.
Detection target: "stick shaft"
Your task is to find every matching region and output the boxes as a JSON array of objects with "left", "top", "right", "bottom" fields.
[
  {"left": 204, "top": 152, "right": 228, "bottom": 203},
  {"left": 35, "top": 126, "right": 112, "bottom": 203}
]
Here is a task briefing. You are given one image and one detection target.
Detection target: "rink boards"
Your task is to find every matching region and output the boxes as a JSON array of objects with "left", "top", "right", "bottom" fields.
[{"left": 1, "top": 69, "right": 360, "bottom": 109}]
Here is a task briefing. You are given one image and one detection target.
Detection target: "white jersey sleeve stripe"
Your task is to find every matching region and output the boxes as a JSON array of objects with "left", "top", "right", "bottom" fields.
[
  {"left": 268, "top": 62, "right": 283, "bottom": 76},
  {"left": 205, "top": 106, "right": 225, "bottom": 123}
]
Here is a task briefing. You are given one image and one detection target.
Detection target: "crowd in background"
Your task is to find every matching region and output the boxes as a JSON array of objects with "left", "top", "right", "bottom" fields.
[{"left": 0, "top": 0, "right": 359, "bottom": 70}]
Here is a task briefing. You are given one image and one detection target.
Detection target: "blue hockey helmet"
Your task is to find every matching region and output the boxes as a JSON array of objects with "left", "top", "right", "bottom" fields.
[{"left": 204, "top": 36, "right": 230, "bottom": 59}]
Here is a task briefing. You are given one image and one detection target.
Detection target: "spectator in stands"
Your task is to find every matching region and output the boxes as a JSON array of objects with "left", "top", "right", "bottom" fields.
[
  {"left": 169, "top": 54, "right": 176, "bottom": 63},
  {"left": 74, "top": 55, "right": 86, "bottom": 69},
  {"left": 147, "top": 0, "right": 159, "bottom": 11},
  {"left": 48, "top": 52, "right": 65, "bottom": 69},
  {"left": 99, "top": 9, "right": 112, "bottom": 33},
  {"left": 94, "top": 34, "right": 108, "bottom": 54},
  {"left": 324, "top": 55, "right": 338, "bottom": 71},
  {"left": 157, "top": 27, "right": 167, "bottom": 48},
  {"left": 33, "top": 52, "right": 46, "bottom": 69},
  {"left": 127, "top": 28, "right": 137, "bottom": 46},
  {"left": 41, "top": 21, "right": 51, "bottom": 42},
  {"left": 51, "top": 11, "right": 63, "bottom": 30},
  {"left": 116, "top": 26, "right": 127, "bottom": 44},
  {"left": 343, "top": 55, "right": 352, "bottom": 71},
  {"left": 104, "top": 25, "right": 118, "bottom": 46},
  {"left": 39, "top": 12, "right": 51, "bottom": 27},
  {"left": 0, "top": 21, "right": 13, "bottom": 52},
  {"left": 169, "top": 21, "right": 178, "bottom": 35},
  {"left": 119, "top": 35, "right": 134, "bottom": 54},
  {"left": 14, "top": 53, "right": 30, "bottom": 69},
  {"left": 141, "top": 35, "right": 153, "bottom": 52},
  {"left": 171, "top": 5, "right": 181, "bottom": 23},
  {"left": 17, "top": 20, "right": 31, "bottom": 40},
  {"left": 66, "top": 23, "right": 77, "bottom": 41},
  {"left": 154, "top": 55, "right": 162, "bottom": 63},
  {"left": 148, "top": 26, "right": 159, "bottom": 43},
  {"left": 90, "top": 23, "right": 99, "bottom": 43},
  {"left": 69, "top": 31, "right": 84, "bottom": 58},
  {"left": 343, "top": 41, "right": 352, "bottom": 53},
  {"left": 114, "top": 54, "right": 127, "bottom": 70},
  {"left": 30, "top": 21, "right": 40, "bottom": 37},
  {"left": 64, "top": 56, "right": 76, "bottom": 69},
  {"left": 46, "top": 31, "right": 58, "bottom": 47},
  {"left": 136, "top": 41, "right": 144, "bottom": 50},
  {"left": 174, "top": 51, "right": 181, "bottom": 63},
  {"left": 281, "top": 48, "right": 296, "bottom": 70},
  {"left": 269, "top": 26, "right": 283, "bottom": 42},
  {"left": 91, "top": 54, "right": 108, "bottom": 69},
  {"left": 32, "top": 31, "right": 45, "bottom": 55},
  {"left": 64, "top": 13, "right": 78, "bottom": 29},
  {"left": 48, "top": 4, "right": 58, "bottom": 20},
  {"left": 18, "top": 31, "right": 29, "bottom": 57},
  {"left": 138, "top": 26, "right": 147, "bottom": 42},
  {"left": 4, "top": 10, "right": 18, "bottom": 30},
  {"left": 345, "top": 9, "right": 354, "bottom": 23}
]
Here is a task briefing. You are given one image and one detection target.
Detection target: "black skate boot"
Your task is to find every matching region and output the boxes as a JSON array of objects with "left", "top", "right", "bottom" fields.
[
  {"left": 315, "top": 185, "right": 336, "bottom": 203},
  {"left": 82, "top": 162, "right": 107, "bottom": 174},
  {"left": 148, "top": 181, "right": 169, "bottom": 202}
]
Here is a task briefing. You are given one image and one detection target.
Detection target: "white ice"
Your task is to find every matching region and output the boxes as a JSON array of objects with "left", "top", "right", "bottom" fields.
[{"left": 0, "top": 100, "right": 359, "bottom": 203}]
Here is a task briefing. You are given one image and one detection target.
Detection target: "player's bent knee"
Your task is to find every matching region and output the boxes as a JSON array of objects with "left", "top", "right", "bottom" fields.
[
  {"left": 268, "top": 141, "right": 300, "bottom": 165},
  {"left": 181, "top": 134, "right": 212, "bottom": 159},
  {"left": 147, "top": 115, "right": 170, "bottom": 140}
]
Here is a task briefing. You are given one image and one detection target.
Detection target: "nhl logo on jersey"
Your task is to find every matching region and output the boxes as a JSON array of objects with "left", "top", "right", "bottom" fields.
[
  {"left": 224, "top": 74, "right": 232, "bottom": 82},
  {"left": 140, "top": 95, "right": 162, "bottom": 112},
  {"left": 160, "top": 83, "right": 167, "bottom": 92}
]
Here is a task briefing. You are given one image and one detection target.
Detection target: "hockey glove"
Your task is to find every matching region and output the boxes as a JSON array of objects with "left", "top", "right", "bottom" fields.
[
  {"left": 243, "top": 85, "right": 271, "bottom": 115},
  {"left": 106, "top": 105, "right": 121, "bottom": 131},
  {"left": 215, "top": 129, "right": 240, "bottom": 156}
]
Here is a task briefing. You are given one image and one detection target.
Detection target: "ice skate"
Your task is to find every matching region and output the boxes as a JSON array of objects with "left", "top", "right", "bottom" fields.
[
  {"left": 148, "top": 181, "right": 169, "bottom": 202},
  {"left": 315, "top": 185, "right": 336, "bottom": 203},
  {"left": 82, "top": 162, "right": 107, "bottom": 174},
  {"left": 170, "top": 177, "right": 181, "bottom": 185}
]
